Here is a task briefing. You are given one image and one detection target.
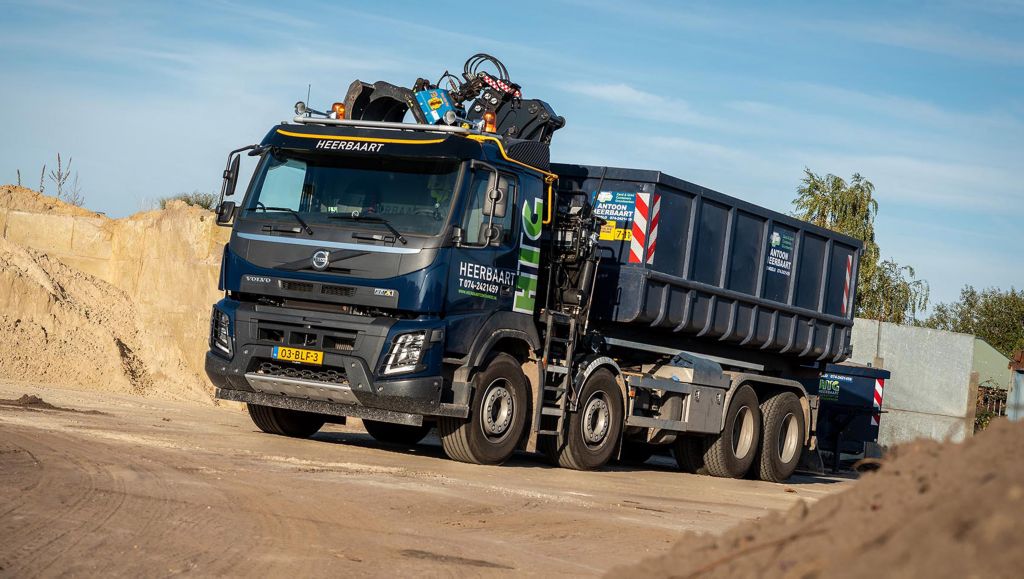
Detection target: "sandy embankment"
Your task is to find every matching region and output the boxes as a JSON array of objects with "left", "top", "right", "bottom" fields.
[{"left": 0, "top": 185, "right": 227, "bottom": 402}]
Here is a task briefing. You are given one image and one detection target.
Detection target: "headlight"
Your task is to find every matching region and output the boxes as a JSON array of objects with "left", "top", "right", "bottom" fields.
[
  {"left": 210, "top": 307, "right": 233, "bottom": 357},
  {"left": 382, "top": 331, "right": 426, "bottom": 375}
]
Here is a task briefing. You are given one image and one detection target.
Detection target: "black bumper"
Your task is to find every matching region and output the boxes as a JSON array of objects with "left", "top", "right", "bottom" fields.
[
  {"left": 207, "top": 351, "right": 458, "bottom": 417},
  {"left": 204, "top": 302, "right": 467, "bottom": 420}
]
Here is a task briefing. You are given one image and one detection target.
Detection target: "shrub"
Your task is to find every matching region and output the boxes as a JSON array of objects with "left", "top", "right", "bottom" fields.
[{"left": 159, "top": 191, "right": 218, "bottom": 211}]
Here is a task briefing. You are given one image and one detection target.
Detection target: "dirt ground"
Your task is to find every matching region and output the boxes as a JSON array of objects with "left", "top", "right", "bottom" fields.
[{"left": 0, "top": 381, "right": 848, "bottom": 577}]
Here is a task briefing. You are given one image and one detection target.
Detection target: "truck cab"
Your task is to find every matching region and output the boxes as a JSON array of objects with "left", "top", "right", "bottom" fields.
[{"left": 206, "top": 120, "right": 552, "bottom": 464}]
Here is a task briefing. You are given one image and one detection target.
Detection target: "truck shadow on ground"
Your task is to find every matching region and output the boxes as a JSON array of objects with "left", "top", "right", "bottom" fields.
[{"left": 308, "top": 428, "right": 851, "bottom": 485}]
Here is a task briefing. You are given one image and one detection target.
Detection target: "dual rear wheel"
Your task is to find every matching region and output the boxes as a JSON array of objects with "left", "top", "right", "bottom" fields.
[{"left": 673, "top": 387, "right": 805, "bottom": 481}]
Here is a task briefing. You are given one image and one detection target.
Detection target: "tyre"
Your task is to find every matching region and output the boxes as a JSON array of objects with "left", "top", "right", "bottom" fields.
[
  {"left": 754, "top": 392, "right": 806, "bottom": 483},
  {"left": 702, "top": 385, "right": 762, "bottom": 478},
  {"left": 438, "top": 353, "right": 529, "bottom": 465},
  {"left": 362, "top": 419, "right": 432, "bottom": 446},
  {"left": 618, "top": 440, "right": 656, "bottom": 466},
  {"left": 673, "top": 435, "right": 708, "bottom": 474},
  {"left": 247, "top": 403, "right": 325, "bottom": 438},
  {"left": 541, "top": 369, "right": 624, "bottom": 471}
]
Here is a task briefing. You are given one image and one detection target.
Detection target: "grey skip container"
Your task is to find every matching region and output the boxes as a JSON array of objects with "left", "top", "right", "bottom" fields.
[{"left": 552, "top": 164, "right": 863, "bottom": 369}]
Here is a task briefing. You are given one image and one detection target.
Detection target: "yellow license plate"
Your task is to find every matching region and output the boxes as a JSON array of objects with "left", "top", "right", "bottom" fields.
[{"left": 272, "top": 346, "right": 323, "bottom": 365}]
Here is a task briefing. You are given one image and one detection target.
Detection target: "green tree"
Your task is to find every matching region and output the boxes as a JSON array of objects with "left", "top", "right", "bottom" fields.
[
  {"left": 793, "top": 168, "right": 928, "bottom": 324},
  {"left": 922, "top": 286, "right": 1024, "bottom": 357}
]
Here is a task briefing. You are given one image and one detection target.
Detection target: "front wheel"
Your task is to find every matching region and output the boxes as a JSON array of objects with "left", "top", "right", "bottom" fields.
[
  {"left": 247, "top": 404, "right": 325, "bottom": 438},
  {"left": 438, "top": 353, "right": 529, "bottom": 465},
  {"left": 362, "top": 419, "right": 432, "bottom": 446},
  {"left": 702, "top": 385, "right": 762, "bottom": 478},
  {"left": 754, "top": 392, "right": 806, "bottom": 482},
  {"left": 541, "top": 369, "right": 624, "bottom": 471}
]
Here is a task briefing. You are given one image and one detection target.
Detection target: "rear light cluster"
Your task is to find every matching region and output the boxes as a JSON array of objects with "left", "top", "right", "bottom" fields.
[{"left": 210, "top": 307, "right": 233, "bottom": 357}]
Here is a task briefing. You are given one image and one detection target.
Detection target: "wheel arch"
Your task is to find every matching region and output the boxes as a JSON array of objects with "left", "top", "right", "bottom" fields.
[
  {"left": 449, "top": 317, "right": 539, "bottom": 412},
  {"left": 572, "top": 355, "right": 626, "bottom": 413}
]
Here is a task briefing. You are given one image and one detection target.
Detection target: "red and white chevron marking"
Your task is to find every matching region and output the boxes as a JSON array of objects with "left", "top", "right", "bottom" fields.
[
  {"left": 482, "top": 75, "right": 521, "bottom": 97},
  {"left": 871, "top": 378, "right": 885, "bottom": 426},
  {"left": 629, "top": 192, "right": 651, "bottom": 263},
  {"left": 841, "top": 254, "right": 853, "bottom": 316},
  {"left": 645, "top": 194, "right": 661, "bottom": 265}
]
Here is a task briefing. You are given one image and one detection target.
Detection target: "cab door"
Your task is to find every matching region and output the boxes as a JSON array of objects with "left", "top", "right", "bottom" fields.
[{"left": 447, "top": 164, "right": 520, "bottom": 315}]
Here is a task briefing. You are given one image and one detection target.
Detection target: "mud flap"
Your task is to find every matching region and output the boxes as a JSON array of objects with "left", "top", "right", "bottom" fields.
[{"left": 796, "top": 446, "right": 825, "bottom": 476}]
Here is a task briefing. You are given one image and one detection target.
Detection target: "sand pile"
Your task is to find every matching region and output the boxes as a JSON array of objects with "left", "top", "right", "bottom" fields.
[
  {"left": 616, "top": 418, "right": 1024, "bottom": 578},
  {"left": 0, "top": 184, "right": 99, "bottom": 217},
  {"left": 0, "top": 236, "right": 208, "bottom": 402}
]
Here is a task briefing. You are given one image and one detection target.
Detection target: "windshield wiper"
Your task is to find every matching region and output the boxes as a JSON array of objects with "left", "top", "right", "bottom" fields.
[
  {"left": 328, "top": 214, "right": 407, "bottom": 245},
  {"left": 256, "top": 206, "right": 314, "bottom": 235}
]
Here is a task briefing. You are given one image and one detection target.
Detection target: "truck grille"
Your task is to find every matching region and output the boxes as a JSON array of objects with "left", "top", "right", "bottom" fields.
[
  {"left": 253, "top": 359, "right": 347, "bottom": 385},
  {"left": 321, "top": 284, "right": 356, "bottom": 297},
  {"left": 280, "top": 280, "right": 315, "bottom": 292}
]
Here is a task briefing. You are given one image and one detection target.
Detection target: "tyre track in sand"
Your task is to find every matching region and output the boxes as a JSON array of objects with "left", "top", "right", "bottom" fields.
[{"left": 0, "top": 386, "right": 845, "bottom": 577}]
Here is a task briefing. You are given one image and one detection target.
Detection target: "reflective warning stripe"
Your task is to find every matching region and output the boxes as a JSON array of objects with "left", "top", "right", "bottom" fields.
[
  {"left": 630, "top": 193, "right": 650, "bottom": 263},
  {"left": 871, "top": 378, "right": 885, "bottom": 426},
  {"left": 646, "top": 194, "right": 661, "bottom": 265},
  {"left": 841, "top": 255, "right": 853, "bottom": 316}
]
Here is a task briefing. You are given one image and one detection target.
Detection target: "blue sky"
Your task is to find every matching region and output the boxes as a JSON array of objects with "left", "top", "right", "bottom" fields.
[{"left": 1, "top": 0, "right": 1021, "bottom": 306}]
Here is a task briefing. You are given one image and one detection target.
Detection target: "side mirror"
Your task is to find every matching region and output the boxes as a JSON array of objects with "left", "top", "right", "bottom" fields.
[
  {"left": 220, "top": 154, "right": 241, "bottom": 199},
  {"left": 216, "top": 201, "right": 237, "bottom": 225},
  {"left": 482, "top": 188, "right": 507, "bottom": 218}
]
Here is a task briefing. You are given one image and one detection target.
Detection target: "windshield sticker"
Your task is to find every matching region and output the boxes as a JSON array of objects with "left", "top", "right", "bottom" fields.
[
  {"left": 766, "top": 227, "right": 794, "bottom": 277},
  {"left": 314, "top": 140, "right": 384, "bottom": 152},
  {"left": 458, "top": 261, "right": 515, "bottom": 300},
  {"left": 513, "top": 197, "right": 544, "bottom": 314},
  {"left": 591, "top": 191, "right": 635, "bottom": 241}
]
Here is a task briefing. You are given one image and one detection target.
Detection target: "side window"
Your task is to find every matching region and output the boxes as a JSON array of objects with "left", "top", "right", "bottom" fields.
[
  {"left": 493, "top": 173, "right": 516, "bottom": 242},
  {"left": 462, "top": 169, "right": 493, "bottom": 245},
  {"left": 462, "top": 171, "right": 517, "bottom": 246}
]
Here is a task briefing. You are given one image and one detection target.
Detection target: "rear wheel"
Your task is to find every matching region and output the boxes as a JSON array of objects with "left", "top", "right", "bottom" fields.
[
  {"left": 541, "top": 369, "right": 624, "bottom": 471},
  {"left": 362, "top": 419, "right": 432, "bottom": 446},
  {"left": 438, "top": 353, "right": 529, "bottom": 465},
  {"left": 247, "top": 404, "right": 325, "bottom": 438},
  {"left": 754, "top": 392, "right": 805, "bottom": 482},
  {"left": 673, "top": 435, "right": 708, "bottom": 474},
  {"left": 702, "top": 385, "right": 761, "bottom": 478}
]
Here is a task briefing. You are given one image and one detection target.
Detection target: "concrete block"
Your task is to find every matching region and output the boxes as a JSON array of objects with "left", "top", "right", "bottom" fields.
[
  {"left": 852, "top": 318, "right": 979, "bottom": 445},
  {"left": 878, "top": 408, "right": 967, "bottom": 446}
]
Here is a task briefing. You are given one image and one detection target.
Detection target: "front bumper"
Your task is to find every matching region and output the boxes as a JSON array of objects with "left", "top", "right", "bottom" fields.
[{"left": 205, "top": 301, "right": 467, "bottom": 421}]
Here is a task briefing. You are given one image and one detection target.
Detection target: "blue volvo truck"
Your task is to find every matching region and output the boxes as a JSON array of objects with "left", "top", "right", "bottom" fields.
[{"left": 205, "top": 60, "right": 883, "bottom": 481}]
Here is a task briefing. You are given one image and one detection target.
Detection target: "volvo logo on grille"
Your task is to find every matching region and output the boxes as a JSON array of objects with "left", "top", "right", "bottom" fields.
[{"left": 311, "top": 249, "right": 331, "bottom": 271}]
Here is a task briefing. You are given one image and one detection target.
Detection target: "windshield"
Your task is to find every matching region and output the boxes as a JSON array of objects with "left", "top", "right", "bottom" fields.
[{"left": 242, "top": 150, "right": 462, "bottom": 236}]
